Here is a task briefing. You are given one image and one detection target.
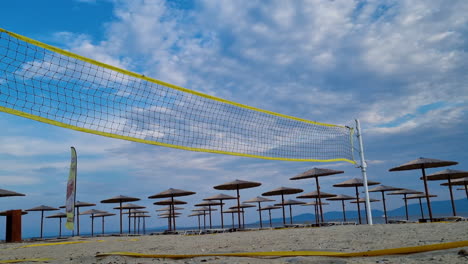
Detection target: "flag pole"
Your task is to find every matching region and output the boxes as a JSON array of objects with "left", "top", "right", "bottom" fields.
[{"left": 355, "top": 119, "right": 373, "bottom": 225}]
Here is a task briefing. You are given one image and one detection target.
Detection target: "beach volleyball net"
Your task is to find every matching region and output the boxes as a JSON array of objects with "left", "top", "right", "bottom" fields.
[{"left": 0, "top": 28, "right": 355, "bottom": 163}]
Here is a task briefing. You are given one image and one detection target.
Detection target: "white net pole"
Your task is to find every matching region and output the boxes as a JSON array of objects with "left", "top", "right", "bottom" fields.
[{"left": 355, "top": 119, "right": 373, "bottom": 225}]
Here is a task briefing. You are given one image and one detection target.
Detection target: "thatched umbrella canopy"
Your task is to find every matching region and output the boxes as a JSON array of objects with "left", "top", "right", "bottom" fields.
[
  {"left": 113, "top": 203, "right": 145, "bottom": 234},
  {"left": 222, "top": 208, "right": 242, "bottom": 229},
  {"left": 442, "top": 177, "right": 468, "bottom": 200},
  {"left": 403, "top": 193, "right": 437, "bottom": 219},
  {"left": 214, "top": 179, "right": 261, "bottom": 229},
  {"left": 333, "top": 178, "right": 380, "bottom": 224},
  {"left": 425, "top": 170, "right": 468, "bottom": 216},
  {"left": 195, "top": 200, "right": 224, "bottom": 229},
  {"left": 192, "top": 206, "right": 216, "bottom": 229},
  {"left": 388, "top": 189, "right": 423, "bottom": 221},
  {"left": 244, "top": 196, "right": 275, "bottom": 228},
  {"left": 188, "top": 212, "right": 206, "bottom": 230},
  {"left": 155, "top": 206, "right": 184, "bottom": 212},
  {"left": 262, "top": 187, "right": 303, "bottom": 225},
  {"left": 368, "top": 185, "right": 403, "bottom": 224},
  {"left": 148, "top": 188, "right": 196, "bottom": 232},
  {"left": 91, "top": 212, "right": 115, "bottom": 235},
  {"left": 274, "top": 199, "right": 306, "bottom": 225},
  {"left": 80, "top": 209, "right": 107, "bottom": 237},
  {"left": 45, "top": 212, "right": 66, "bottom": 237},
  {"left": 257, "top": 205, "right": 281, "bottom": 228},
  {"left": 0, "top": 188, "right": 25, "bottom": 197},
  {"left": 326, "top": 194, "right": 355, "bottom": 222},
  {"left": 204, "top": 193, "right": 237, "bottom": 229},
  {"left": 26, "top": 205, "right": 59, "bottom": 238},
  {"left": 290, "top": 167, "right": 344, "bottom": 223},
  {"left": 389, "top": 157, "right": 457, "bottom": 221},
  {"left": 101, "top": 195, "right": 140, "bottom": 235},
  {"left": 229, "top": 203, "right": 256, "bottom": 228}
]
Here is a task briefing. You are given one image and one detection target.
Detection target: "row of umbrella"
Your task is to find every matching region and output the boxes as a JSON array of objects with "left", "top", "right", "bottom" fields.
[{"left": 2, "top": 158, "right": 467, "bottom": 238}]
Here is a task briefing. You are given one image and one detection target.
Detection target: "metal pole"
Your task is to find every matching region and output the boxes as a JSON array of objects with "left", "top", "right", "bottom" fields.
[{"left": 355, "top": 119, "right": 373, "bottom": 225}]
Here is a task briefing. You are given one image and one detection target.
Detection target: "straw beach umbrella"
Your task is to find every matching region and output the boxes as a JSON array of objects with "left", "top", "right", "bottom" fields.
[
  {"left": 46, "top": 212, "right": 66, "bottom": 237},
  {"left": 350, "top": 198, "right": 379, "bottom": 224},
  {"left": 257, "top": 205, "right": 281, "bottom": 228},
  {"left": 301, "top": 201, "right": 329, "bottom": 223},
  {"left": 274, "top": 199, "right": 306, "bottom": 224},
  {"left": 148, "top": 188, "right": 196, "bottom": 232},
  {"left": 0, "top": 210, "right": 27, "bottom": 216},
  {"left": 25, "top": 205, "right": 59, "bottom": 238},
  {"left": 59, "top": 201, "right": 95, "bottom": 236},
  {"left": 444, "top": 177, "right": 468, "bottom": 199},
  {"left": 80, "top": 209, "right": 107, "bottom": 237},
  {"left": 290, "top": 167, "right": 344, "bottom": 223},
  {"left": 192, "top": 207, "right": 216, "bottom": 229},
  {"left": 153, "top": 198, "right": 187, "bottom": 231},
  {"left": 214, "top": 179, "right": 261, "bottom": 229},
  {"left": 222, "top": 208, "right": 241, "bottom": 229},
  {"left": 188, "top": 212, "right": 206, "bottom": 230},
  {"left": 297, "top": 191, "right": 336, "bottom": 224},
  {"left": 114, "top": 203, "right": 145, "bottom": 234},
  {"left": 326, "top": 194, "right": 355, "bottom": 222},
  {"left": 92, "top": 212, "right": 115, "bottom": 235},
  {"left": 404, "top": 193, "right": 437, "bottom": 219},
  {"left": 389, "top": 157, "right": 458, "bottom": 221},
  {"left": 195, "top": 200, "right": 224, "bottom": 229},
  {"left": 368, "top": 185, "right": 403, "bottom": 224},
  {"left": 426, "top": 170, "right": 468, "bottom": 216},
  {"left": 204, "top": 193, "right": 237, "bottom": 229},
  {"left": 333, "top": 178, "right": 380, "bottom": 224},
  {"left": 244, "top": 196, "right": 275, "bottom": 228},
  {"left": 262, "top": 187, "right": 303, "bottom": 225},
  {"left": 388, "top": 189, "right": 423, "bottom": 221},
  {"left": 230, "top": 203, "right": 255, "bottom": 228},
  {"left": 101, "top": 195, "right": 140, "bottom": 234},
  {"left": 0, "top": 188, "right": 25, "bottom": 197}
]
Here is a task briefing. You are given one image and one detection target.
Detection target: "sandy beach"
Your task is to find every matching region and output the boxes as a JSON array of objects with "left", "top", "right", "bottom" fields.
[{"left": 1, "top": 222, "right": 467, "bottom": 264}]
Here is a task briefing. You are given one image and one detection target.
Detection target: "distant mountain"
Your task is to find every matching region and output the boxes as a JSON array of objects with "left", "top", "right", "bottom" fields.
[{"left": 252, "top": 199, "right": 468, "bottom": 225}]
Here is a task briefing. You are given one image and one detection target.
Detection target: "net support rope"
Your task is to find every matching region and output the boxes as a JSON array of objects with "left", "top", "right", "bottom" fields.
[{"left": 0, "top": 28, "right": 355, "bottom": 163}]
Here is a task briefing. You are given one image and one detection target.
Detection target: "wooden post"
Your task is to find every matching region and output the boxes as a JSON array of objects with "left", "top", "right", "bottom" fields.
[{"left": 6, "top": 210, "right": 22, "bottom": 242}]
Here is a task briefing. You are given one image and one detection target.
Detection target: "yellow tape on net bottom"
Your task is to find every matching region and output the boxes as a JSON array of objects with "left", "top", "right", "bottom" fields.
[{"left": 96, "top": 240, "right": 468, "bottom": 259}]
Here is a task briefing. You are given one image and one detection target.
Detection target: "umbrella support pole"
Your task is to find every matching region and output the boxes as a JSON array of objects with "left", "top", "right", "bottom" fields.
[
  {"left": 236, "top": 187, "right": 241, "bottom": 229},
  {"left": 102, "top": 217, "right": 105, "bottom": 235},
  {"left": 231, "top": 213, "right": 234, "bottom": 229},
  {"left": 40, "top": 211, "right": 44, "bottom": 239},
  {"left": 220, "top": 200, "right": 224, "bottom": 229},
  {"left": 281, "top": 194, "right": 286, "bottom": 225},
  {"left": 447, "top": 178, "right": 457, "bottom": 216},
  {"left": 341, "top": 200, "right": 346, "bottom": 222},
  {"left": 355, "top": 186, "right": 362, "bottom": 224},
  {"left": 59, "top": 218, "right": 62, "bottom": 237},
  {"left": 421, "top": 168, "right": 433, "bottom": 221},
  {"left": 381, "top": 191, "right": 388, "bottom": 224},
  {"left": 208, "top": 205, "right": 212, "bottom": 229},
  {"left": 315, "top": 177, "right": 324, "bottom": 223},
  {"left": 119, "top": 202, "right": 122, "bottom": 234},
  {"left": 269, "top": 210, "right": 272, "bottom": 227},
  {"left": 289, "top": 205, "right": 293, "bottom": 224},
  {"left": 77, "top": 207, "right": 80, "bottom": 236},
  {"left": 404, "top": 194, "right": 409, "bottom": 221},
  {"left": 418, "top": 198, "right": 425, "bottom": 219},
  {"left": 91, "top": 214, "right": 94, "bottom": 237},
  {"left": 258, "top": 202, "right": 263, "bottom": 228},
  {"left": 356, "top": 119, "right": 373, "bottom": 225}
]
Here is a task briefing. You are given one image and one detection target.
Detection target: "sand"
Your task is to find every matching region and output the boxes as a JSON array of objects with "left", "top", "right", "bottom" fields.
[{"left": 1, "top": 222, "right": 467, "bottom": 264}]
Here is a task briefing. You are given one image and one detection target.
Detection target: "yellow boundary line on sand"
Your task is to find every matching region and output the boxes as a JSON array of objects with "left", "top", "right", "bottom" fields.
[{"left": 96, "top": 240, "right": 468, "bottom": 259}]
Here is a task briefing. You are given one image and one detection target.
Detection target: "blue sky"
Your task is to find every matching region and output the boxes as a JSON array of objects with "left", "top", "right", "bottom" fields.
[{"left": 1, "top": 0, "right": 467, "bottom": 237}]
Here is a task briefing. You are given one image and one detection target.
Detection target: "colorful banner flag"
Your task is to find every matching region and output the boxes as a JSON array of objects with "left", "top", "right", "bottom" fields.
[{"left": 65, "top": 147, "right": 77, "bottom": 231}]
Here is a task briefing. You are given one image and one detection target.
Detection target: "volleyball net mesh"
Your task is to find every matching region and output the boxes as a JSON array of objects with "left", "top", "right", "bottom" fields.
[{"left": 0, "top": 28, "right": 355, "bottom": 163}]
